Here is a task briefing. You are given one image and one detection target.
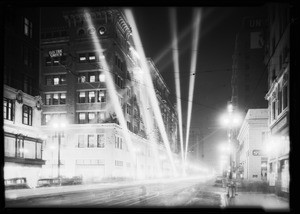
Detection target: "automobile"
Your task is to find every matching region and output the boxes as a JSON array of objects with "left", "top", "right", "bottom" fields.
[
  {"left": 37, "top": 176, "right": 83, "bottom": 188},
  {"left": 37, "top": 178, "right": 60, "bottom": 188},
  {"left": 61, "top": 176, "right": 83, "bottom": 185},
  {"left": 5, "top": 177, "right": 31, "bottom": 190},
  {"left": 214, "top": 175, "right": 224, "bottom": 187}
]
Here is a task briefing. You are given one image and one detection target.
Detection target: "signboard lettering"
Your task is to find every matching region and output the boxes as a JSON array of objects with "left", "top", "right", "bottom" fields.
[{"left": 49, "top": 49, "right": 63, "bottom": 58}]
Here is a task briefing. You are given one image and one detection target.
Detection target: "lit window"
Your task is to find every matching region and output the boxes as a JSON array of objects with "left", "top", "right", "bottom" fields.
[
  {"left": 99, "top": 74, "right": 105, "bottom": 82},
  {"left": 79, "top": 53, "right": 86, "bottom": 62},
  {"left": 78, "top": 113, "right": 86, "bottom": 124},
  {"left": 89, "top": 73, "right": 95, "bottom": 82},
  {"left": 45, "top": 57, "right": 52, "bottom": 66},
  {"left": 78, "top": 92, "right": 86, "bottom": 103},
  {"left": 88, "top": 91, "right": 95, "bottom": 103},
  {"left": 24, "top": 17, "right": 32, "bottom": 38},
  {"left": 45, "top": 114, "right": 51, "bottom": 124},
  {"left": 53, "top": 57, "right": 59, "bottom": 65},
  {"left": 53, "top": 76, "right": 60, "bottom": 85},
  {"left": 60, "top": 93, "right": 66, "bottom": 104},
  {"left": 22, "top": 105, "right": 32, "bottom": 126},
  {"left": 53, "top": 94, "right": 59, "bottom": 105},
  {"left": 60, "top": 75, "right": 66, "bottom": 84},
  {"left": 88, "top": 53, "right": 96, "bottom": 61},
  {"left": 98, "top": 90, "right": 106, "bottom": 102},
  {"left": 88, "top": 112, "right": 95, "bottom": 123}
]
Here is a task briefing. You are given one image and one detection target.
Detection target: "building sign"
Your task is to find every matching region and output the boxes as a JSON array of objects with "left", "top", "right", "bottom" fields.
[
  {"left": 252, "top": 150, "right": 261, "bottom": 156},
  {"left": 271, "top": 116, "right": 287, "bottom": 134},
  {"left": 245, "top": 18, "right": 263, "bottom": 29},
  {"left": 49, "top": 49, "right": 63, "bottom": 58}
]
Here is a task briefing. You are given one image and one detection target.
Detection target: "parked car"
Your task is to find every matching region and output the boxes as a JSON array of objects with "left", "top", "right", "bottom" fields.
[
  {"left": 5, "top": 177, "right": 30, "bottom": 190},
  {"left": 37, "top": 176, "right": 82, "bottom": 188},
  {"left": 61, "top": 176, "right": 82, "bottom": 185},
  {"left": 37, "top": 178, "right": 60, "bottom": 188}
]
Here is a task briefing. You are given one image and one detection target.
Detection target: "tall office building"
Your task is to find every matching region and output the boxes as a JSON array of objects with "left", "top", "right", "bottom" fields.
[{"left": 39, "top": 8, "right": 180, "bottom": 181}]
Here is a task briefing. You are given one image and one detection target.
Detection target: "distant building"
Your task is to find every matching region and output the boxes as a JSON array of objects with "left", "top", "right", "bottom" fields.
[
  {"left": 3, "top": 7, "right": 46, "bottom": 187},
  {"left": 231, "top": 13, "right": 268, "bottom": 113},
  {"left": 264, "top": 3, "right": 290, "bottom": 197},
  {"left": 236, "top": 109, "right": 269, "bottom": 181},
  {"left": 39, "top": 8, "right": 179, "bottom": 181}
]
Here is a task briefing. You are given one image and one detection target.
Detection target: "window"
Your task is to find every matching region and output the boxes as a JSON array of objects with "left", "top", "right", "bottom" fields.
[
  {"left": 60, "top": 75, "right": 66, "bottom": 84},
  {"left": 5, "top": 136, "right": 15, "bottom": 157},
  {"left": 88, "top": 53, "right": 96, "bottom": 61},
  {"left": 78, "top": 92, "right": 86, "bottom": 103},
  {"left": 53, "top": 57, "right": 60, "bottom": 66},
  {"left": 22, "top": 105, "right": 32, "bottom": 126},
  {"left": 45, "top": 57, "right": 52, "bottom": 66},
  {"left": 278, "top": 87, "right": 282, "bottom": 114},
  {"left": 88, "top": 112, "right": 95, "bottom": 123},
  {"left": 115, "top": 160, "right": 123, "bottom": 167},
  {"left": 89, "top": 73, "right": 96, "bottom": 82},
  {"left": 272, "top": 101, "right": 276, "bottom": 120},
  {"left": 16, "top": 138, "right": 24, "bottom": 158},
  {"left": 79, "top": 53, "right": 86, "bottom": 62},
  {"left": 52, "top": 94, "right": 59, "bottom": 105},
  {"left": 98, "top": 90, "right": 106, "bottom": 102},
  {"left": 78, "top": 74, "right": 86, "bottom": 83},
  {"left": 36, "top": 143, "right": 42, "bottom": 159},
  {"left": 60, "top": 93, "right": 66, "bottom": 104},
  {"left": 127, "top": 104, "right": 131, "bottom": 115},
  {"left": 45, "top": 94, "right": 51, "bottom": 105},
  {"left": 78, "top": 113, "right": 86, "bottom": 124},
  {"left": 88, "top": 135, "right": 96, "bottom": 148},
  {"left": 78, "top": 135, "right": 85, "bottom": 148},
  {"left": 24, "top": 140, "right": 35, "bottom": 159},
  {"left": 45, "top": 114, "right": 51, "bottom": 125},
  {"left": 283, "top": 84, "right": 288, "bottom": 109},
  {"left": 99, "top": 112, "right": 105, "bottom": 121},
  {"left": 53, "top": 76, "right": 60, "bottom": 85},
  {"left": 46, "top": 76, "right": 52, "bottom": 85},
  {"left": 97, "top": 134, "right": 105, "bottom": 148},
  {"left": 24, "top": 17, "right": 32, "bottom": 38},
  {"left": 99, "top": 73, "right": 105, "bottom": 82},
  {"left": 88, "top": 91, "right": 95, "bottom": 103},
  {"left": 3, "top": 98, "right": 14, "bottom": 121}
]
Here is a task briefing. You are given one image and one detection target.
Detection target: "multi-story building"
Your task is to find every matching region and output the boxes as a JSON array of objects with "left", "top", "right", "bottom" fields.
[
  {"left": 264, "top": 3, "right": 290, "bottom": 197},
  {"left": 3, "top": 7, "right": 45, "bottom": 187},
  {"left": 39, "top": 8, "right": 179, "bottom": 181},
  {"left": 231, "top": 14, "right": 268, "bottom": 114},
  {"left": 236, "top": 109, "right": 269, "bottom": 181}
]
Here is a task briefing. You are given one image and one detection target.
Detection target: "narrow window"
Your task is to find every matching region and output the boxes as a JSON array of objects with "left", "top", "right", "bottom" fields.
[
  {"left": 3, "top": 98, "right": 14, "bottom": 121},
  {"left": 88, "top": 91, "right": 95, "bottom": 103},
  {"left": 22, "top": 105, "right": 32, "bottom": 126},
  {"left": 78, "top": 92, "right": 86, "bottom": 103},
  {"left": 78, "top": 112, "right": 86, "bottom": 124}
]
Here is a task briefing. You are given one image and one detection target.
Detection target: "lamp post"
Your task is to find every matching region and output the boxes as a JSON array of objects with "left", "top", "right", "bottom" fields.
[
  {"left": 52, "top": 120, "right": 67, "bottom": 184},
  {"left": 220, "top": 101, "right": 241, "bottom": 177}
]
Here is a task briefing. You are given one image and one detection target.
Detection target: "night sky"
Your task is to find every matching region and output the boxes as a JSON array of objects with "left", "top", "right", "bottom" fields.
[{"left": 41, "top": 4, "right": 267, "bottom": 168}]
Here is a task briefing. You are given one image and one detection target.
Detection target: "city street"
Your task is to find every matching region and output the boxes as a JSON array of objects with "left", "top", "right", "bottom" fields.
[{"left": 6, "top": 176, "right": 225, "bottom": 208}]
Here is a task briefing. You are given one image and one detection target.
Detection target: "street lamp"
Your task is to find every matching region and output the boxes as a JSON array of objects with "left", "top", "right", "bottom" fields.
[
  {"left": 219, "top": 102, "right": 242, "bottom": 177},
  {"left": 52, "top": 119, "right": 67, "bottom": 184}
]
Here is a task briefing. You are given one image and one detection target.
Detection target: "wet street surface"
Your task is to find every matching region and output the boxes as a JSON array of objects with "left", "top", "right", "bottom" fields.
[{"left": 5, "top": 178, "right": 225, "bottom": 208}]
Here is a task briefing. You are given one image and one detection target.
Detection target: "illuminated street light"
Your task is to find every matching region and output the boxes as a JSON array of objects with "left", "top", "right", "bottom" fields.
[{"left": 51, "top": 119, "right": 68, "bottom": 184}]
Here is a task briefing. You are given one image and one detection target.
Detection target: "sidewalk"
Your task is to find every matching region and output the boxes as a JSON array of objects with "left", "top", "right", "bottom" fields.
[{"left": 224, "top": 192, "right": 289, "bottom": 211}]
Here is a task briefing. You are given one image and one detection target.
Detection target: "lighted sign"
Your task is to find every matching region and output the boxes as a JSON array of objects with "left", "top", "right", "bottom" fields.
[{"left": 49, "top": 49, "right": 63, "bottom": 58}]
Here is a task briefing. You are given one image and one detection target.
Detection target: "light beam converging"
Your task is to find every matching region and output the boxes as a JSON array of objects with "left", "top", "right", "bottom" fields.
[
  {"left": 184, "top": 9, "right": 202, "bottom": 164},
  {"left": 169, "top": 8, "right": 185, "bottom": 175},
  {"left": 124, "top": 8, "right": 178, "bottom": 177},
  {"left": 83, "top": 9, "right": 137, "bottom": 165}
]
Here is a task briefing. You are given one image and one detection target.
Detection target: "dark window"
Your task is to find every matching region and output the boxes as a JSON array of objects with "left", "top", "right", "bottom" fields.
[
  {"left": 78, "top": 29, "right": 85, "bottom": 36},
  {"left": 97, "top": 134, "right": 105, "bottom": 148},
  {"left": 22, "top": 105, "right": 32, "bottom": 126},
  {"left": 46, "top": 76, "right": 52, "bottom": 85},
  {"left": 3, "top": 98, "right": 14, "bottom": 121},
  {"left": 283, "top": 85, "right": 288, "bottom": 109},
  {"left": 45, "top": 56, "right": 52, "bottom": 66},
  {"left": 60, "top": 75, "right": 66, "bottom": 84},
  {"left": 53, "top": 57, "right": 60, "bottom": 66},
  {"left": 278, "top": 88, "right": 282, "bottom": 114},
  {"left": 272, "top": 101, "right": 276, "bottom": 120}
]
